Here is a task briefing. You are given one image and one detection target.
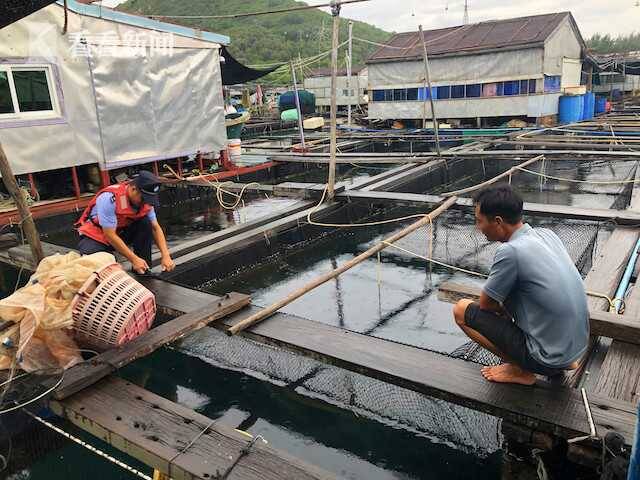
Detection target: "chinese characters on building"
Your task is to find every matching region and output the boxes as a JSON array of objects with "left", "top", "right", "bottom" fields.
[{"left": 67, "top": 30, "right": 174, "bottom": 58}]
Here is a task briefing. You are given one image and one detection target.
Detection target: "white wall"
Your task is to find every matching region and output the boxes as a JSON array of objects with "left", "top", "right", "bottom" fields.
[
  {"left": 305, "top": 71, "right": 368, "bottom": 106},
  {"left": 368, "top": 93, "right": 560, "bottom": 120},
  {"left": 543, "top": 17, "right": 582, "bottom": 76},
  {"left": 368, "top": 48, "right": 544, "bottom": 88}
]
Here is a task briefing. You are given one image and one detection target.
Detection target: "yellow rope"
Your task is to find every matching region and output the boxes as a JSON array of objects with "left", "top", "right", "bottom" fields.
[{"left": 163, "top": 164, "right": 260, "bottom": 211}]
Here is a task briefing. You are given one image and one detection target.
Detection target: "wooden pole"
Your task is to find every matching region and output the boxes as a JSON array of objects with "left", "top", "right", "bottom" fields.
[
  {"left": 441, "top": 154, "right": 545, "bottom": 197},
  {"left": 290, "top": 60, "right": 306, "bottom": 150},
  {"left": 418, "top": 25, "right": 441, "bottom": 157},
  {"left": 0, "top": 143, "right": 44, "bottom": 265},
  {"left": 327, "top": 1, "right": 341, "bottom": 199},
  {"left": 227, "top": 196, "right": 458, "bottom": 335},
  {"left": 347, "top": 20, "right": 354, "bottom": 127}
]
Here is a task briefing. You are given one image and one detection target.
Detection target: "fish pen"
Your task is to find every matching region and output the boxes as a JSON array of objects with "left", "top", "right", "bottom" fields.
[{"left": 0, "top": 116, "right": 639, "bottom": 479}]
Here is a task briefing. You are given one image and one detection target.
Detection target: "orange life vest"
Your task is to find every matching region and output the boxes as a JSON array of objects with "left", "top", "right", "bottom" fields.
[{"left": 76, "top": 182, "right": 152, "bottom": 245}]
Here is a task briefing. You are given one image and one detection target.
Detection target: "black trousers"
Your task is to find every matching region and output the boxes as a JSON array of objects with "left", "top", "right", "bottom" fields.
[{"left": 78, "top": 217, "right": 153, "bottom": 266}]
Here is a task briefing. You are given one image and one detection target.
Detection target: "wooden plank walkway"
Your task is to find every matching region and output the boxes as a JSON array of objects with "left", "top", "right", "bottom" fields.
[
  {"left": 50, "top": 377, "right": 334, "bottom": 480},
  {"left": 261, "top": 187, "right": 640, "bottom": 225},
  {"left": 437, "top": 282, "right": 640, "bottom": 346},
  {"left": 139, "top": 278, "right": 637, "bottom": 446},
  {"left": 54, "top": 293, "right": 251, "bottom": 400},
  {"left": 593, "top": 167, "right": 640, "bottom": 404}
]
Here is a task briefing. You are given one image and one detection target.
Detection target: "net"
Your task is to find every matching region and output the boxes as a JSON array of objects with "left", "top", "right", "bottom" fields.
[
  {"left": 178, "top": 328, "right": 503, "bottom": 456},
  {"left": 389, "top": 210, "right": 604, "bottom": 279}
]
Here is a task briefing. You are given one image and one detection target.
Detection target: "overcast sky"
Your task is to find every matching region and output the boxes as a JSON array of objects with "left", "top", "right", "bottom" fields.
[{"left": 102, "top": 0, "right": 639, "bottom": 37}]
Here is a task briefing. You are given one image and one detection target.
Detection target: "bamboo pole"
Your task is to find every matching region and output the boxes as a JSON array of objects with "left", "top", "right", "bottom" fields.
[
  {"left": 0, "top": 143, "right": 44, "bottom": 265},
  {"left": 227, "top": 196, "right": 458, "bottom": 335},
  {"left": 441, "top": 154, "right": 545, "bottom": 197},
  {"left": 347, "top": 20, "right": 354, "bottom": 127},
  {"left": 418, "top": 25, "right": 441, "bottom": 157},
  {"left": 290, "top": 60, "right": 306, "bottom": 150},
  {"left": 326, "top": 1, "right": 341, "bottom": 200}
]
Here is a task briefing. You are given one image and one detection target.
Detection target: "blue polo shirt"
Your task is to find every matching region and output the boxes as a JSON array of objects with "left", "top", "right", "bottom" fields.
[
  {"left": 89, "top": 192, "right": 157, "bottom": 229},
  {"left": 482, "top": 223, "right": 589, "bottom": 368}
]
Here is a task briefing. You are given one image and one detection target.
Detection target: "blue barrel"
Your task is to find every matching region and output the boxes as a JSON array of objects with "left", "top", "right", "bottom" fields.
[
  {"left": 582, "top": 92, "right": 595, "bottom": 120},
  {"left": 559, "top": 95, "right": 582, "bottom": 124},
  {"left": 595, "top": 96, "right": 607, "bottom": 115}
]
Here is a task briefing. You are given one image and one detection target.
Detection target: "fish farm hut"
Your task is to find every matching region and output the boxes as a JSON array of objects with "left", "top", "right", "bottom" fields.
[{"left": 366, "top": 12, "right": 586, "bottom": 126}]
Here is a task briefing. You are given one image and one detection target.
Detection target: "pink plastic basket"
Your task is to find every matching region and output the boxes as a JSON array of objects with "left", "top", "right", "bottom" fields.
[{"left": 71, "top": 263, "right": 156, "bottom": 351}]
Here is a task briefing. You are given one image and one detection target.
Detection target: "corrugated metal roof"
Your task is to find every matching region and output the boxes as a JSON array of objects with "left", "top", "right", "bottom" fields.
[{"left": 368, "top": 12, "right": 575, "bottom": 63}]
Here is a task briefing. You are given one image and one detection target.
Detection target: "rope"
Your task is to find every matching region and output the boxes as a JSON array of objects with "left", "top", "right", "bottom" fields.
[
  {"left": 514, "top": 166, "right": 640, "bottom": 185},
  {"left": 218, "top": 435, "right": 267, "bottom": 480},
  {"left": 353, "top": 24, "right": 470, "bottom": 51},
  {"left": 381, "top": 240, "right": 489, "bottom": 278},
  {"left": 147, "top": 0, "right": 369, "bottom": 19},
  {"left": 23, "top": 409, "right": 153, "bottom": 480},
  {"left": 306, "top": 184, "right": 431, "bottom": 228},
  {"left": 167, "top": 418, "right": 216, "bottom": 477},
  {"left": 163, "top": 165, "right": 260, "bottom": 211}
]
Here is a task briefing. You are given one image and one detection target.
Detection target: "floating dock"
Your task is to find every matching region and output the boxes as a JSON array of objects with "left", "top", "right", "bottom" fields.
[{"left": 1, "top": 112, "right": 640, "bottom": 478}]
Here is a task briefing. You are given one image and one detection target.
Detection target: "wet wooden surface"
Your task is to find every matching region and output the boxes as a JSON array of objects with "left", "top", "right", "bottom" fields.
[
  {"left": 140, "top": 278, "right": 637, "bottom": 446},
  {"left": 51, "top": 377, "right": 334, "bottom": 480},
  {"left": 437, "top": 281, "right": 640, "bottom": 345},
  {"left": 54, "top": 293, "right": 251, "bottom": 400}
]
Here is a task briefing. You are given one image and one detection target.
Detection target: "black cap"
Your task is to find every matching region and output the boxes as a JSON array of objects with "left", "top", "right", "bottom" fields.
[{"left": 132, "top": 171, "right": 162, "bottom": 208}]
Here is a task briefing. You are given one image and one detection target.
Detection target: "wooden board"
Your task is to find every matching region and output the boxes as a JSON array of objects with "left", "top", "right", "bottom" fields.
[
  {"left": 164, "top": 203, "right": 341, "bottom": 276},
  {"left": 51, "top": 377, "right": 334, "bottom": 480},
  {"left": 139, "top": 278, "right": 637, "bottom": 446},
  {"left": 336, "top": 190, "right": 640, "bottom": 225},
  {"left": 567, "top": 228, "right": 639, "bottom": 386},
  {"left": 166, "top": 201, "right": 314, "bottom": 260},
  {"left": 54, "top": 292, "right": 251, "bottom": 400},
  {"left": 437, "top": 282, "right": 640, "bottom": 345},
  {"left": 594, "top": 170, "right": 640, "bottom": 402}
]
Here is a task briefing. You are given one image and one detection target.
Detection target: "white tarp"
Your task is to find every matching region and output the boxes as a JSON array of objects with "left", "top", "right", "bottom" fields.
[
  {"left": 368, "top": 48, "right": 544, "bottom": 88},
  {"left": 0, "top": 3, "right": 227, "bottom": 175},
  {"left": 90, "top": 46, "right": 225, "bottom": 167},
  {"left": 368, "top": 94, "right": 560, "bottom": 120}
]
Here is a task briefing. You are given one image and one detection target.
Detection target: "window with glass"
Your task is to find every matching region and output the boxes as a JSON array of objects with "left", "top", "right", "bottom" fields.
[
  {"left": 406, "top": 88, "right": 419, "bottom": 101},
  {"left": 503, "top": 80, "right": 520, "bottom": 96},
  {"left": 519, "top": 80, "right": 529, "bottom": 94},
  {"left": 372, "top": 90, "right": 385, "bottom": 102},
  {"left": 528, "top": 79, "right": 537, "bottom": 94},
  {"left": 437, "top": 85, "right": 450, "bottom": 99},
  {"left": 451, "top": 85, "right": 465, "bottom": 98},
  {"left": 465, "top": 84, "right": 481, "bottom": 98},
  {"left": 393, "top": 89, "right": 407, "bottom": 101},
  {"left": 0, "top": 66, "right": 57, "bottom": 119},
  {"left": 0, "top": 72, "right": 14, "bottom": 114},
  {"left": 543, "top": 75, "right": 561, "bottom": 93}
]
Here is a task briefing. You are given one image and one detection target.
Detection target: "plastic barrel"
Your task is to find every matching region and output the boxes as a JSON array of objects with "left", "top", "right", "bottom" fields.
[
  {"left": 595, "top": 96, "right": 607, "bottom": 115},
  {"left": 582, "top": 92, "right": 595, "bottom": 120},
  {"left": 558, "top": 95, "right": 583, "bottom": 124},
  {"left": 280, "top": 108, "right": 299, "bottom": 121}
]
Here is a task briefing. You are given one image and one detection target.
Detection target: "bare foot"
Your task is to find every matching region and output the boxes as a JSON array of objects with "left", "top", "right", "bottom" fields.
[
  {"left": 480, "top": 363, "right": 536, "bottom": 386},
  {"left": 567, "top": 361, "right": 579, "bottom": 370}
]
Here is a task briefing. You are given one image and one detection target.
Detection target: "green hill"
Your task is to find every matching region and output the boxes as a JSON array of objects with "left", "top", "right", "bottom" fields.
[{"left": 118, "top": 0, "right": 392, "bottom": 84}]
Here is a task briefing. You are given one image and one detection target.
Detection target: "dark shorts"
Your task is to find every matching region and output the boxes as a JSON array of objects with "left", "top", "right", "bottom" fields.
[{"left": 464, "top": 302, "right": 564, "bottom": 377}]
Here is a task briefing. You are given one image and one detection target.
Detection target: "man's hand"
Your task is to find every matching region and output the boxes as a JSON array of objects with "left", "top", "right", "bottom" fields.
[
  {"left": 131, "top": 256, "right": 150, "bottom": 274},
  {"left": 161, "top": 255, "right": 175, "bottom": 272}
]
